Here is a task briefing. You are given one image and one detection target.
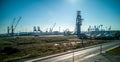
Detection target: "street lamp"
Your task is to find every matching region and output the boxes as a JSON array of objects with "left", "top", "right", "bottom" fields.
[{"left": 100, "top": 44, "right": 102, "bottom": 54}]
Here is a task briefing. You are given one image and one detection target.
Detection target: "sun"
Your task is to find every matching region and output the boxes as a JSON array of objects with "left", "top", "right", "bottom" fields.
[{"left": 67, "top": 0, "right": 78, "bottom": 6}]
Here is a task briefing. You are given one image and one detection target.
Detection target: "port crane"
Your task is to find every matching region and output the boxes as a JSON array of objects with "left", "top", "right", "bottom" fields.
[
  {"left": 7, "top": 16, "right": 22, "bottom": 36},
  {"left": 49, "top": 23, "right": 56, "bottom": 34}
]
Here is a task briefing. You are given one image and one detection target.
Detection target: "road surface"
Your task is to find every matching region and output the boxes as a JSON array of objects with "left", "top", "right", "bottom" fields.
[{"left": 25, "top": 41, "right": 120, "bottom": 62}]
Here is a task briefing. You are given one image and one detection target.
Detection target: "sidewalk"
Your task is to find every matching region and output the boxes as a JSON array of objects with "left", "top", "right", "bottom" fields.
[{"left": 79, "top": 53, "right": 120, "bottom": 62}]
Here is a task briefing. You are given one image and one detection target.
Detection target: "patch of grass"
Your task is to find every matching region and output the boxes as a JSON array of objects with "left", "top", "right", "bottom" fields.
[
  {"left": 0, "top": 39, "right": 13, "bottom": 45},
  {"left": 106, "top": 46, "right": 120, "bottom": 55},
  {"left": 1, "top": 46, "right": 20, "bottom": 55},
  {"left": 2, "top": 54, "right": 31, "bottom": 62}
]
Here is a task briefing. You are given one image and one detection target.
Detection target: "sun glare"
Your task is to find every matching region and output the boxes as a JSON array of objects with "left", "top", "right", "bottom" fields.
[{"left": 67, "top": 0, "right": 78, "bottom": 6}]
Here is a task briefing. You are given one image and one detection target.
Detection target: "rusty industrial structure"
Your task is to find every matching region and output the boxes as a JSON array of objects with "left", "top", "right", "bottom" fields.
[{"left": 76, "top": 11, "right": 83, "bottom": 38}]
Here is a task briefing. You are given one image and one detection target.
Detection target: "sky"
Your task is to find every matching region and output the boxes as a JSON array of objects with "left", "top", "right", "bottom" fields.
[{"left": 0, "top": 0, "right": 120, "bottom": 34}]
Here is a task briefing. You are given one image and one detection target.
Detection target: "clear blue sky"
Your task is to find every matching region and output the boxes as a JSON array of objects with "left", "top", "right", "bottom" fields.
[{"left": 0, "top": 0, "right": 120, "bottom": 34}]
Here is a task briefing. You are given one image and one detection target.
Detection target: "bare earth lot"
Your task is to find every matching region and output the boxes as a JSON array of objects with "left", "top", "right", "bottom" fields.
[{"left": 0, "top": 36, "right": 118, "bottom": 62}]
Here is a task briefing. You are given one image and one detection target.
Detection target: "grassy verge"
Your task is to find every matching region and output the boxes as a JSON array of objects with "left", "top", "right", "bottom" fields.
[{"left": 106, "top": 46, "right": 120, "bottom": 55}]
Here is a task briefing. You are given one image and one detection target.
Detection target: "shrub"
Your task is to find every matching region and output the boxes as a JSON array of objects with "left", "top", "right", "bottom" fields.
[{"left": 1, "top": 46, "right": 20, "bottom": 55}]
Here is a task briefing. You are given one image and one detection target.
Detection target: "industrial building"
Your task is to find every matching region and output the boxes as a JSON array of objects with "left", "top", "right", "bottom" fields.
[{"left": 0, "top": 11, "right": 119, "bottom": 40}]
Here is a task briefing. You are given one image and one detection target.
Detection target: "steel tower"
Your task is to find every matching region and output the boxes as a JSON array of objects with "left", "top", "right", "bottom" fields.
[{"left": 76, "top": 11, "right": 83, "bottom": 38}]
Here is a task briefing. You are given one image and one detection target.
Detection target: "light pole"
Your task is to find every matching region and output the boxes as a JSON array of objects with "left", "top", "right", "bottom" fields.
[
  {"left": 100, "top": 44, "right": 102, "bottom": 54},
  {"left": 73, "top": 48, "right": 74, "bottom": 62},
  {"left": 81, "top": 37, "right": 84, "bottom": 48}
]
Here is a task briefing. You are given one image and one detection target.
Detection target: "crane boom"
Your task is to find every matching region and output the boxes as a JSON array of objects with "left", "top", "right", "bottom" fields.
[
  {"left": 10, "top": 16, "right": 22, "bottom": 36},
  {"left": 14, "top": 16, "right": 22, "bottom": 30},
  {"left": 51, "top": 23, "right": 56, "bottom": 32}
]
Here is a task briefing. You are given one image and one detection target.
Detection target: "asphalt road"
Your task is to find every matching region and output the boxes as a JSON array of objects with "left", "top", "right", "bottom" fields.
[{"left": 25, "top": 41, "right": 120, "bottom": 62}]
